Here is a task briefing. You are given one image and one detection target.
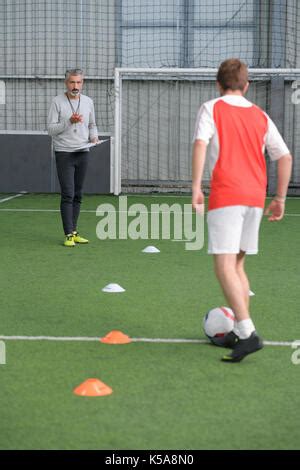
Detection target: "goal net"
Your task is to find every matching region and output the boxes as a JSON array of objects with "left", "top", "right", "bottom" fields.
[{"left": 114, "top": 67, "right": 300, "bottom": 195}]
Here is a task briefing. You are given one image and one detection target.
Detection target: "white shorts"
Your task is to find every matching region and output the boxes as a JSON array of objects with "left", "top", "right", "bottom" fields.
[{"left": 207, "top": 206, "right": 263, "bottom": 255}]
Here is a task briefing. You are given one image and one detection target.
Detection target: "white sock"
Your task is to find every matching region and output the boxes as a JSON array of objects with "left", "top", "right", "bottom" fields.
[
  {"left": 236, "top": 319, "right": 255, "bottom": 339},
  {"left": 233, "top": 322, "right": 240, "bottom": 338}
]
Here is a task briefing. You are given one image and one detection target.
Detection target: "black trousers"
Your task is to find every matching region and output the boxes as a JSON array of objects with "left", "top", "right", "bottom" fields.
[{"left": 55, "top": 151, "right": 89, "bottom": 235}]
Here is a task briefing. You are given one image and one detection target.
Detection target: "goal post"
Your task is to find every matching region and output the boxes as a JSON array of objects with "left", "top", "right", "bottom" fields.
[{"left": 113, "top": 67, "right": 300, "bottom": 195}]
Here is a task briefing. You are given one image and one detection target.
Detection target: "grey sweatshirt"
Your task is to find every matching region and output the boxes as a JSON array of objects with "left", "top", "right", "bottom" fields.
[{"left": 47, "top": 93, "right": 98, "bottom": 152}]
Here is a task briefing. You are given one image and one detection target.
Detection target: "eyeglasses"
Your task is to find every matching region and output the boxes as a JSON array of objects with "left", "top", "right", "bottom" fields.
[{"left": 65, "top": 69, "right": 84, "bottom": 78}]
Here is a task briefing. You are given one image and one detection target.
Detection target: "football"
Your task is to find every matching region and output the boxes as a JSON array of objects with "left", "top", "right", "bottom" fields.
[{"left": 203, "top": 307, "right": 235, "bottom": 344}]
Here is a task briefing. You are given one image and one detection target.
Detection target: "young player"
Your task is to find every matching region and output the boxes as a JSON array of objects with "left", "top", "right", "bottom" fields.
[{"left": 192, "top": 58, "right": 292, "bottom": 362}]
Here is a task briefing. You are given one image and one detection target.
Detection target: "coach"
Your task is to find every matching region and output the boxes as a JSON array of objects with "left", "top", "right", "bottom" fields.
[{"left": 47, "top": 68, "right": 99, "bottom": 247}]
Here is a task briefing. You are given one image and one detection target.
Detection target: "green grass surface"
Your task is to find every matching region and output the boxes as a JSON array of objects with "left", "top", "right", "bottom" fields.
[{"left": 0, "top": 194, "right": 300, "bottom": 449}]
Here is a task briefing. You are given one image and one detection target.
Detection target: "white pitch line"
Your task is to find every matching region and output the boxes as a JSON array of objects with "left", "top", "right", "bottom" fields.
[
  {"left": 0, "top": 208, "right": 299, "bottom": 217},
  {"left": 0, "top": 335, "right": 99, "bottom": 342},
  {"left": 0, "top": 335, "right": 295, "bottom": 347},
  {"left": 133, "top": 338, "right": 208, "bottom": 344},
  {"left": 0, "top": 208, "right": 97, "bottom": 213},
  {"left": 0, "top": 208, "right": 60, "bottom": 212},
  {"left": 125, "top": 196, "right": 300, "bottom": 200},
  {"left": 0, "top": 192, "right": 27, "bottom": 203}
]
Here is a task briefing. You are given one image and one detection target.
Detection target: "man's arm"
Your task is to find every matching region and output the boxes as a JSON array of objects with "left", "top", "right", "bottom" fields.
[
  {"left": 192, "top": 139, "right": 207, "bottom": 213},
  {"left": 88, "top": 101, "right": 99, "bottom": 143},
  {"left": 264, "top": 154, "right": 293, "bottom": 221},
  {"left": 47, "top": 100, "right": 72, "bottom": 137}
]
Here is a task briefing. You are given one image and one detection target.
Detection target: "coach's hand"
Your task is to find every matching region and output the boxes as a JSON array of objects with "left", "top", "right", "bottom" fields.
[
  {"left": 264, "top": 199, "right": 285, "bottom": 221},
  {"left": 70, "top": 113, "right": 83, "bottom": 124},
  {"left": 192, "top": 188, "right": 205, "bottom": 215}
]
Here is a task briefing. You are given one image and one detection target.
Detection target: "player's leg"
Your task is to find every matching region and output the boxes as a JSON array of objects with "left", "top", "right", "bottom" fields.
[
  {"left": 207, "top": 207, "right": 250, "bottom": 344},
  {"left": 213, "top": 253, "right": 249, "bottom": 321},
  {"left": 236, "top": 250, "right": 249, "bottom": 310},
  {"left": 221, "top": 208, "right": 264, "bottom": 362},
  {"left": 72, "top": 151, "right": 89, "bottom": 243},
  {"left": 208, "top": 206, "right": 263, "bottom": 361},
  {"left": 211, "top": 253, "right": 252, "bottom": 350}
]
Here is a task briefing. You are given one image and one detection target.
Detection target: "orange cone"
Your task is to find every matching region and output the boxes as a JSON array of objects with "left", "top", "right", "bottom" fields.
[
  {"left": 100, "top": 330, "right": 132, "bottom": 344},
  {"left": 73, "top": 378, "right": 113, "bottom": 397}
]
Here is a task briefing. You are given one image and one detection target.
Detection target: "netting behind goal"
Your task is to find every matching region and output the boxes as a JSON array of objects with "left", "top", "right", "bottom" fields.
[
  {"left": 1, "top": 1, "right": 300, "bottom": 193},
  {"left": 117, "top": 0, "right": 299, "bottom": 69},
  {"left": 115, "top": 68, "right": 300, "bottom": 194}
]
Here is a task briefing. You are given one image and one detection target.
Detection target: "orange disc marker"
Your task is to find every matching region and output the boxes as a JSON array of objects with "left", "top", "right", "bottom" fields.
[
  {"left": 100, "top": 330, "right": 132, "bottom": 344},
  {"left": 73, "top": 378, "right": 113, "bottom": 397}
]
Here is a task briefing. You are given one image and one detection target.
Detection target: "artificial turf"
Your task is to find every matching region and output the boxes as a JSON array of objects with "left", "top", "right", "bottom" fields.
[{"left": 0, "top": 194, "right": 299, "bottom": 449}]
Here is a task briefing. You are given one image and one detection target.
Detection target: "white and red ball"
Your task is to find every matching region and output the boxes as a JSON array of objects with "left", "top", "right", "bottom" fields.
[{"left": 203, "top": 307, "right": 235, "bottom": 341}]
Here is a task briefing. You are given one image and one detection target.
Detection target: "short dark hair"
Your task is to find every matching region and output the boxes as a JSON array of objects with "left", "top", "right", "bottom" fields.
[{"left": 217, "top": 59, "right": 248, "bottom": 92}]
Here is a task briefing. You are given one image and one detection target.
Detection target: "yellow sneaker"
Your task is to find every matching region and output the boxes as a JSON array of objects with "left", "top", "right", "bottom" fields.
[
  {"left": 73, "top": 231, "right": 89, "bottom": 244},
  {"left": 64, "top": 234, "right": 75, "bottom": 247}
]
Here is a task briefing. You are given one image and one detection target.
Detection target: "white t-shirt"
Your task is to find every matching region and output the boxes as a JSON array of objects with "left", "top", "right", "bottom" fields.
[
  {"left": 193, "top": 95, "right": 290, "bottom": 210},
  {"left": 193, "top": 95, "right": 289, "bottom": 176}
]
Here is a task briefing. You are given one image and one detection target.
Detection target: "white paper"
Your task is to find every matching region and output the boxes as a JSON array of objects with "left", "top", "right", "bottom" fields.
[{"left": 72, "top": 139, "right": 109, "bottom": 151}]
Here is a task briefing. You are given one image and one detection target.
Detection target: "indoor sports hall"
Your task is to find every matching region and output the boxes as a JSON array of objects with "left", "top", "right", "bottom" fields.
[{"left": 0, "top": 0, "right": 299, "bottom": 451}]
